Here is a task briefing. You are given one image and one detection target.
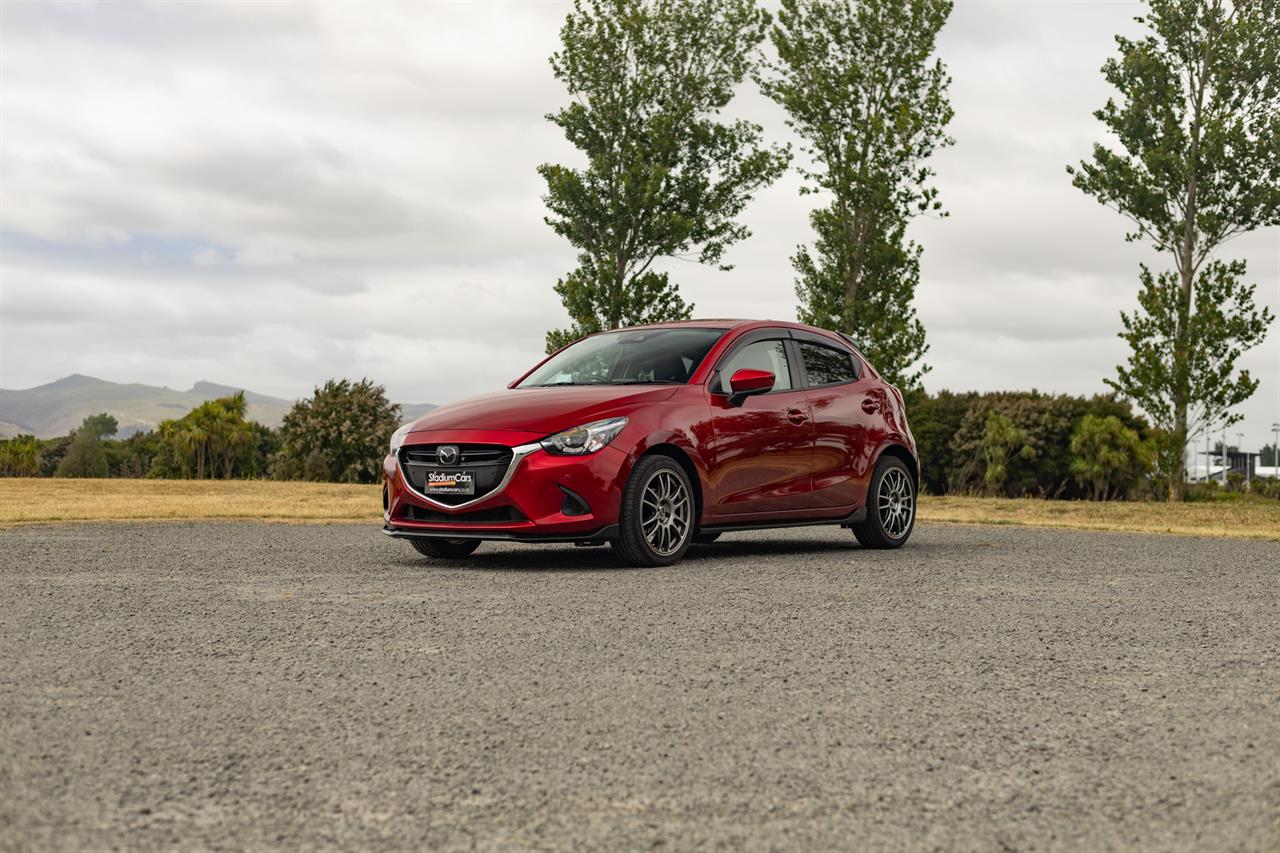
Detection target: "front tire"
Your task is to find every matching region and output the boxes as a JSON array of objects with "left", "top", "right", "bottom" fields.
[
  {"left": 851, "top": 456, "right": 916, "bottom": 549},
  {"left": 612, "top": 455, "right": 694, "bottom": 567},
  {"left": 410, "top": 538, "right": 481, "bottom": 559}
]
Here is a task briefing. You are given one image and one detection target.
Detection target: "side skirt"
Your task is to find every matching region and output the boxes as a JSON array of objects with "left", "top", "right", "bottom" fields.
[{"left": 698, "top": 507, "right": 866, "bottom": 535}]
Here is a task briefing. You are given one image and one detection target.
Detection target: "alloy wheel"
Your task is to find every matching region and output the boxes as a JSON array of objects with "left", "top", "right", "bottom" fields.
[
  {"left": 640, "top": 469, "right": 692, "bottom": 556},
  {"left": 877, "top": 466, "right": 915, "bottom": 539}
]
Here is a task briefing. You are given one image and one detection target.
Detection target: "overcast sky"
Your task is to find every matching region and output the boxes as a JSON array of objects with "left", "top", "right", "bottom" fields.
[{"left": 1, "top": 0, "right": 1277, "bottom": 447}]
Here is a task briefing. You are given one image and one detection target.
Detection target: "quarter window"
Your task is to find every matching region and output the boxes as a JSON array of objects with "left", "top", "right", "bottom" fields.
[
  {"left": 798, "top": 342, "right": 857, "bottom": 386},
  {"left": 717, "top": 340, "right": 792, "bottom": 393}
]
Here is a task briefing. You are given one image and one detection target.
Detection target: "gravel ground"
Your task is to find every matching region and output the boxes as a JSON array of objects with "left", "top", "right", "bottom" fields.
[{"left": 1, "top": 521, "right": 1277, "bottom": 851}]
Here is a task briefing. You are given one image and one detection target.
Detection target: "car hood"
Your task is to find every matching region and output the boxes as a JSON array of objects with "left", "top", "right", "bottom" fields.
[{"left": 406, "top": 385, "right": 680, "bottom": 436}]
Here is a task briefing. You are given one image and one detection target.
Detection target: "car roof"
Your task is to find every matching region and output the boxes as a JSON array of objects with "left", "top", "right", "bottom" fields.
[
  {"left": 621, "top": 318, "right": 843, "bottom": 337},
  {"left": 611, "top": 318, "right": 749, "bottom": 329},
  {"left": 620, "top": 318, "right": 873, "bottom": 370}
]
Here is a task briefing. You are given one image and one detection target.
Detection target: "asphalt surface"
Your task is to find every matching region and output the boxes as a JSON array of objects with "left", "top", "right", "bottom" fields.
[{"left": 1, "top": 522, "right": 1277, "bottom": 851}]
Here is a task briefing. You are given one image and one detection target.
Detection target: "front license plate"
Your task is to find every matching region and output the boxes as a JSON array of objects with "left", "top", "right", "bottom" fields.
[{"left": 424, "top": 469, "right": 475, "bottom": 495}]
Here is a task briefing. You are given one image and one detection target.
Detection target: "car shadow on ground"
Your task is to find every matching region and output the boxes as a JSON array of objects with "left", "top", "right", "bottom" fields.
[{"left": 384, "top": 535, "right": 878, "bottom": 572}]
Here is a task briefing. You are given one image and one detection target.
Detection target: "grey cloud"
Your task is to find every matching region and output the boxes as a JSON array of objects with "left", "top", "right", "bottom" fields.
[{"left": 1, "top": 0, "right": 1276, "bottom": 445}]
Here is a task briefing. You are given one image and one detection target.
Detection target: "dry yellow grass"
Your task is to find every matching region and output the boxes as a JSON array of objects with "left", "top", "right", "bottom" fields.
[
  {"left": 919, "top": 495, "right": 1280, "bottom": 541},
  {"left": 0, "top": 479, "right": 1276, "bottom": 540},
  {"left": 0, "top": 478, "right": 381, "bottom": 526}
]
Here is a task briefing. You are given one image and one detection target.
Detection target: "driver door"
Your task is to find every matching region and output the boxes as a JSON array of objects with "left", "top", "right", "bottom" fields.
[{"left": 704, "top": 336, "right": 816, "bottom": 518}]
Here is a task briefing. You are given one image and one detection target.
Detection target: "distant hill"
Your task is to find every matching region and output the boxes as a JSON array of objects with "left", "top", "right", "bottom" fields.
[{"left": 0, "top": 375, "right": 436, "bottom": 438}]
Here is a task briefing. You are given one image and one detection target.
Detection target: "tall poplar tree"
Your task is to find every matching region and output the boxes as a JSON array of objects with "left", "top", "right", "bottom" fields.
[
  {"left": 762, "top": 0, "right": 953, "bottom": 389},
  {"left": 539, "top": 0, "right": 790, "bottom": 352},
  {"left": 1069, "top": 0, "right": 1279, "bottom": 499}
]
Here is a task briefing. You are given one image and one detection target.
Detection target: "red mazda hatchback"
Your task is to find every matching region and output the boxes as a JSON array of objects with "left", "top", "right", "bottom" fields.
[{"left": 383, "top": 320, "right": 918, "bottom": 566}]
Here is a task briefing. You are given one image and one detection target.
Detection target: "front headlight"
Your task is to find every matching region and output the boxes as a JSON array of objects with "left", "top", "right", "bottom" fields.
[
  {"left": 540, "top": 417, "right": 628, "bottom": 455},
  {"left": 389, "top": 423, "right": 413, "bottom": 454}
]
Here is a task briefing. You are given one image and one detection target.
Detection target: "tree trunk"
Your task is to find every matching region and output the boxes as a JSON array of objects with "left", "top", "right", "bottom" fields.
[
  {"left": 1168, "top": 389, "right": 1188, "bottom": 501},
  {"left": 840, "top": 208, "right": 871, "bottom": 332},
  {"left": 1169, "top": 144, "right": 1197, "bottom": 503},
  {"left": 1168, "top": 32, "right": 1211, "bottom": 502},
  {"left": 610, "top": 252, "right": 625, "bottom": 330}
]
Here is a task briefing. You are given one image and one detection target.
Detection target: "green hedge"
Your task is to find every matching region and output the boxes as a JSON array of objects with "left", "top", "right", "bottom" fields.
[{"left": 908, "top": 390, "right": 1154, "bottom": 499}]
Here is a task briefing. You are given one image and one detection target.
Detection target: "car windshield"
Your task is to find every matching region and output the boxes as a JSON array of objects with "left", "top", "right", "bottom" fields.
[{"left": 518, "top": 328, "right": 726, "bottom": 388}]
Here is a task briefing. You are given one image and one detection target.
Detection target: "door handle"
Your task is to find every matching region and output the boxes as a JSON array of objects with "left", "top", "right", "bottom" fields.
[
  {"left": 786, "top": 408, "right": 809, "bottom": 425},
  {"left": 861, "top": 398, "right": 879, "bottom": 414}
]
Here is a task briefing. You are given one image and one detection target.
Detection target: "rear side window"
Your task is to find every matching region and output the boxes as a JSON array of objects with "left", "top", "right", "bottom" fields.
[
  {"left": 717, "top": 340, "right": 792, "bottom": 392},
  {"left": 798, "top": 341, "right": 857, "bottom": 387}
]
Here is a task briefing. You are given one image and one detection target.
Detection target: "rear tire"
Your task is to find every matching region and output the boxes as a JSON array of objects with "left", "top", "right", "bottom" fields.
[
  {"left": 409, "top": 538, "right": 481, "bottom": 559},
  {"left": 851, "top": 456, "right": 916, "bottom": 549},
  {"left": 612, "top": 455, "right": 694, "bottom": 567}
]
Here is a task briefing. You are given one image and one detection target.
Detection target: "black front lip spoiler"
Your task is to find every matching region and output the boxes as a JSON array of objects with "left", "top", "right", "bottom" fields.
[{"left": 383, "top": 523, "right": 620, "bottom": 545}]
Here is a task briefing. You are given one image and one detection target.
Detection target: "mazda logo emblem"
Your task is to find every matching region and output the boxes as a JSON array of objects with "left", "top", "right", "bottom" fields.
[{"left": 437, "top": 445, "right": 459, "bottom": 465}]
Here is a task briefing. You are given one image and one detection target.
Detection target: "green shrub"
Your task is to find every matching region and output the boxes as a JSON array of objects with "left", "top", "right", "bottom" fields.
[
  {"left": 1251, "top": 477, "right": 1280, "bottom": 499},
  {"left": 938, "top": 391, "right": 1150, "bottom": 498},
  {"left": 105, "top": 430, "right": 162, "bottom": 478},
  {"left": 0, "top": 434, "right": 42, "bottom": 477},
  {"left": 53, "top": 414, "right": 117, "bottom": 478},
  {"left": 55, "top": 431, "right": 109, "bottom": 478},
  {"left": 1069, "top": 414, "right": 1153, "bottom": 500},
  {"left": 274, "top": 378, "right": 400, "bottom": 484},
  {"left": 909, "top": 390, "right": 975, "bottom": 494}
]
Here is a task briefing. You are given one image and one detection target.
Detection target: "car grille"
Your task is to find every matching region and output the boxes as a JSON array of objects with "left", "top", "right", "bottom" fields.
[{"left": 398, "top": 444, "right": 515, "bottom": 506}]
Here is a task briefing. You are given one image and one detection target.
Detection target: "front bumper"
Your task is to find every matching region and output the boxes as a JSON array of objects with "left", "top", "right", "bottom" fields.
[{"left": 382, "top": 431, "right": 629, "bottom": 541}]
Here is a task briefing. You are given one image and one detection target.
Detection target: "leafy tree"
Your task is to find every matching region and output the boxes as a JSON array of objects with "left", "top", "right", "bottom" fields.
[
  {"left": 979, "top": 412, "right": 1034, "bottom": 496},
  {"left": 105, "top": 430, "right": 162, "bottom": 479},
  {"left": 1261, "top": 443, "right": 1278, "bottom": 467},
  {"left": 302, "top": 449, "right": 332, "bottom": 483},
  {"left": 1070, "top": 414, "right": 1154, "bottom": 500},
  {"left": 248, "top": 422, "right": 281, "bottom": 479},
  {"left": 274, "top": 379, "right": 400, "bottom": 483},
  {"left": 762, "top": 0, "right": 953, "bottom": 389},
  {"left": 540, "top": 0, "right": 790, "bottom": 351},
  {"left": 55, "top": 432, "right": 108, "bottom": 478},
  {"left": 38, "top": 434, "right": 73, "bottom": 477},
  {"left": 54, "top": 413, "right": 116, "bottom": 478},
  {"left": 1068, "top": 0, "right": 1280, "bottom": 499},
  {"left": 82, "top": 413, "right": 119, "bottom": 440},
  {"left": 791, "top": 211, "right": 931, "bottom": 388},
  {"left": 1109, "top": 261, "right": 1271, "bottom": 490},
  {"left": 154, "top": 392, "right": 260, "bottom": 479},
  {"left": 0, "top": 434, "right": 43, "bottom": 477}
]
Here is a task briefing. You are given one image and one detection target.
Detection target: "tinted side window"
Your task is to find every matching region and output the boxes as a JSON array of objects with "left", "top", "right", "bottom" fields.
[
  {"left": 798, "top": 342, "right": 857, "bottom": 386},
  {"left": 718, "top": 340, "right": 792, "bottom": 392}
]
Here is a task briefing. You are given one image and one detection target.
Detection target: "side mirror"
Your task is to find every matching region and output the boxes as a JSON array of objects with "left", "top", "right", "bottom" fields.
[{"left": 727, "top": 368, "right": 774, "bottom": 406}]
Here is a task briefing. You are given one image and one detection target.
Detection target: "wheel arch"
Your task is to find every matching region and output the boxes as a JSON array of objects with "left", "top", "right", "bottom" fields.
[
  {"left": 875, "top": 442, "right": 920, "bottom": 491},
  {"left": 638, "top": 442, "right": 705, "bottom": 530}
]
